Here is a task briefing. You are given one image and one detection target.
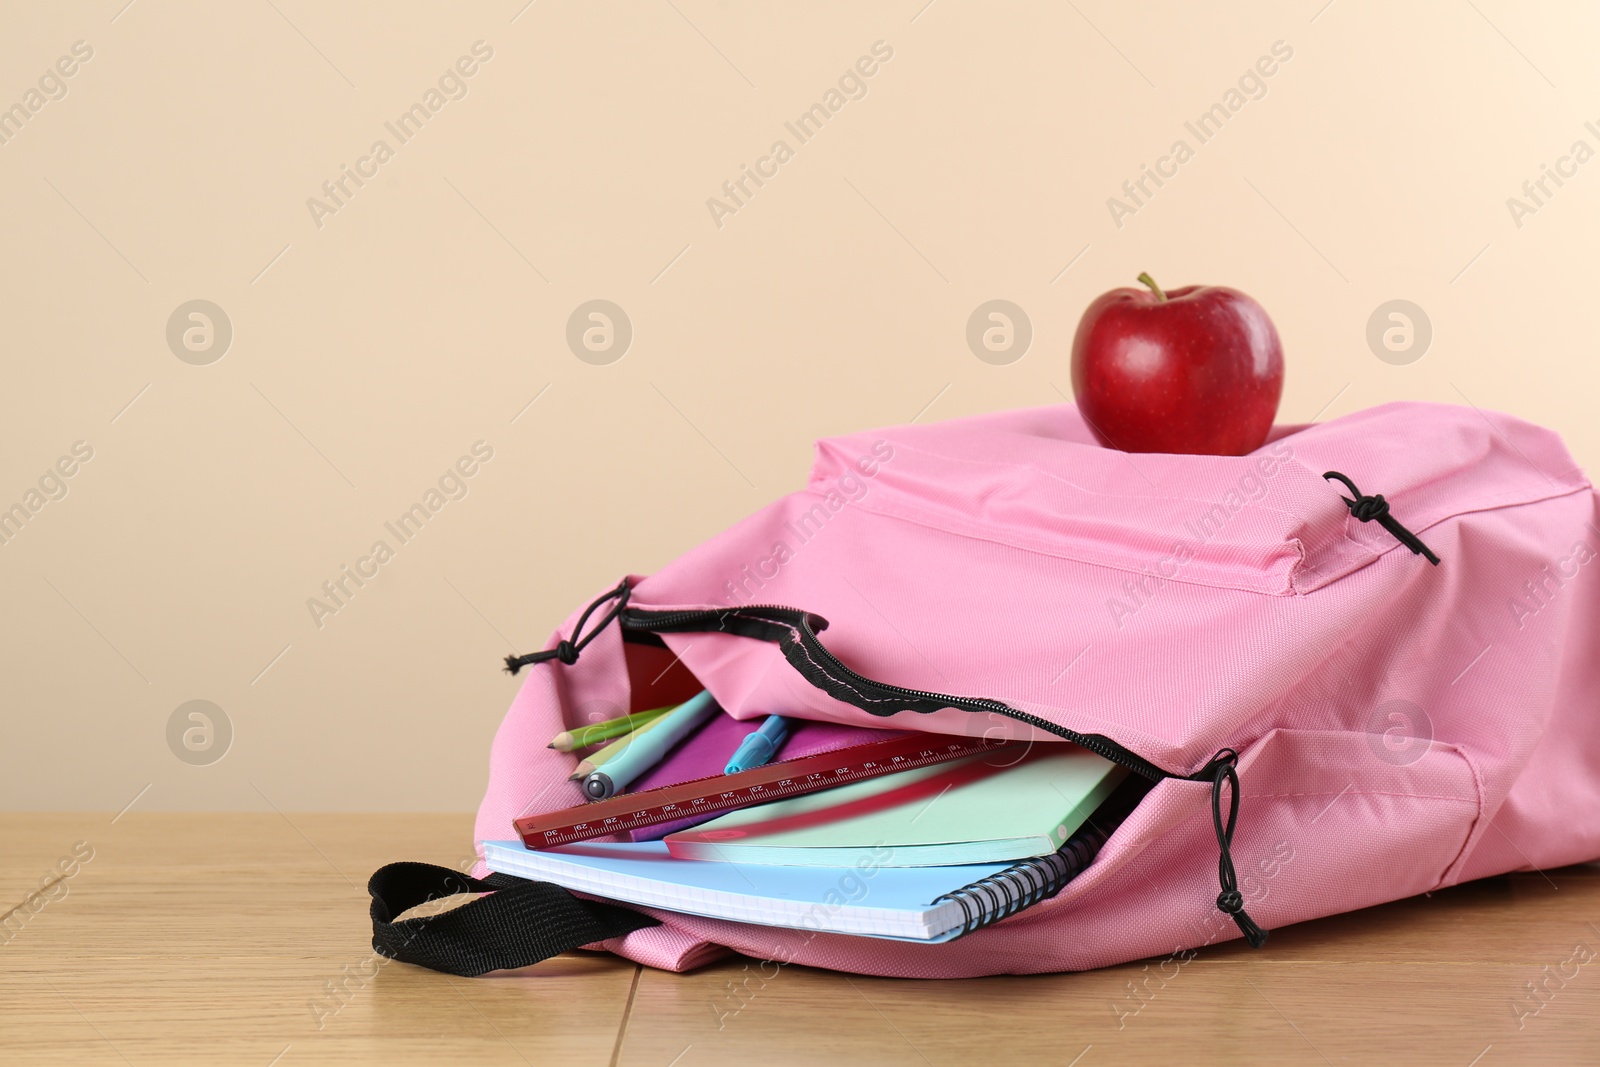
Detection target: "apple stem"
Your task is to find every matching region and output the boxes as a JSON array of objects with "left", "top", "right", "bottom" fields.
[{"left": 1136, "top": 272, "right": 1167, "bottom": 302}]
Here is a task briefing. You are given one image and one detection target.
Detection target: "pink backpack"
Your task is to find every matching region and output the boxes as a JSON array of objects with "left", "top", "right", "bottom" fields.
[{"left": 370, "top": 401, "right": 1600, "bottom": 978}]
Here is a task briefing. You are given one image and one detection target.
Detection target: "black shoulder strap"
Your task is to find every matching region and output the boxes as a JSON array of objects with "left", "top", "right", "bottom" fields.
[{"left": 368, "top": 861, "right": 660, "bottom": 976}]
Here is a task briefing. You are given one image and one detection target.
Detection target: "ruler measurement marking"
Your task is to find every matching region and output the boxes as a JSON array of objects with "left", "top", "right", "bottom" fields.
[{"left": 518, "top": 733, "right": 1008, "bottom": 848}]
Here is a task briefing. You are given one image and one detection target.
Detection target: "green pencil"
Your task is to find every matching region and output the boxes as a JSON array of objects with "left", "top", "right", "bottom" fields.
[
  {"left": 548, "top": 705, "right": 672, "bottom": 753},
  {"left": 568, "top": 713, "right": 670, "bottom": 779}
]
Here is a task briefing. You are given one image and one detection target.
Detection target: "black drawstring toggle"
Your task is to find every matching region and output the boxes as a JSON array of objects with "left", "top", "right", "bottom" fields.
[
  {"left": 1208, "top": 748, "right": 1269, "bottom": 949},
  {"left": 1323, "top": 471, "right": 1440, "bottom": 565},
  {"left": 503, "top": 579, "right": 632, "bottom": 675}
]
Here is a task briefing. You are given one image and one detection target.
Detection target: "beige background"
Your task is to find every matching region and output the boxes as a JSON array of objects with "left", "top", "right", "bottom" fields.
[{"left": 2, "top": 1, "right": 1594, "bottom": 811}]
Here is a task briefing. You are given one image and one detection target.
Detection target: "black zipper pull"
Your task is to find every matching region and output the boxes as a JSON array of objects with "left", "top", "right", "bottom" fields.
[
  {"left": 504, "top": 578, "right": 632, "bottom": 675},
  {"left": 1322, "top": 471, "right": 1440, "bottom": 565},
  {"left": 1208, "top": 748, "right": 1268, "bottom": 948}
]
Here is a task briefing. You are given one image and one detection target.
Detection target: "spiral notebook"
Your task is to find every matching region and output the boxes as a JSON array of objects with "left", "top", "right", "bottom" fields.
[{"left": 483, "top": 776, "right": 1147, "bottom": 941}]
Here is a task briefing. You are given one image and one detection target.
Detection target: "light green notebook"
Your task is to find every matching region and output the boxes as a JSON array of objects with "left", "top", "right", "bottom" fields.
[{"left": 664, "top": 744, "right": 1127, "bottom": 867}]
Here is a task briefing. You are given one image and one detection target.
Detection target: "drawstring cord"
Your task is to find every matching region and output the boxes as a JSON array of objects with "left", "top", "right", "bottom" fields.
[
  {"left": 1209, "top": 748, "right": 1269, "bottom": 948},
  {"left": 1322, "top": 471, "right": 1440, "bottom": 565},
  {"left": 503, "top": 578, "right": 632, "bottom": 675}
]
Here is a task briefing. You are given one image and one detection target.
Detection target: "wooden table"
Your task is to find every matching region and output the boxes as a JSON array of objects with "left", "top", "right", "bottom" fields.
[{"left": 3, "top": 814, "right": 1596, "bottom": 1065}]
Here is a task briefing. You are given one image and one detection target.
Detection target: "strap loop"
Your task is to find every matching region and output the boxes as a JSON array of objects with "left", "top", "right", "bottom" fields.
[
  {"left": 1208, "top": 749, "right": 1269, "bottom": 948},
  {"left": 368, "top": 861, "right": 659, "bottom": 977},
  {"left": 505, "top": 578, "right": 632, "bottom": 675},
  {"left": 1323, "top": 471, "right": 1440, "bottom": 565}
]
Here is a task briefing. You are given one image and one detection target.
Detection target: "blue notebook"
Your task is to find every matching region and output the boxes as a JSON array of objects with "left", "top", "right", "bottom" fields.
[{"left": 482, "top": 839, "right": 1085, "bottom": 942}]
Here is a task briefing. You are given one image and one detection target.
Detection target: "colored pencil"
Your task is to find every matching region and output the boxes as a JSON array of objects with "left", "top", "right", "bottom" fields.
[
  {"left": 568, "top": 713, "right": 671, "bottom": 779},
  {"left": 547, "top": 704, "right": 672, "bottom": 753}
]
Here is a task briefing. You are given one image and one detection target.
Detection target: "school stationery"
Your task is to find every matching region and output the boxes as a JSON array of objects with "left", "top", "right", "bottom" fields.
[
  {"left": 476, "top": 775, "right": 1145, "bottom": 950},
  {"left": 581, "top": 690, "right": 718, "bottom": 799},
  {"left": 724, "top": 715, "right": 789, "bottom": 774},
  {"left": 481, "top": 841, "right": 1002, "bottom": 942},
  {"left": 548, "top": 704, "right": 672, "bottom": 753},
  {"left": 667, "top": 744, "right": 1127, "bottom": 866},
  {"left": 519, "top": 733, "right": 1008, "bottom": 848},
  {"left": 622, "top": 717, "right": 905, "bottom": 841},
  {"left": 570, "top": 712, "right": 669, "bottom": 780}
]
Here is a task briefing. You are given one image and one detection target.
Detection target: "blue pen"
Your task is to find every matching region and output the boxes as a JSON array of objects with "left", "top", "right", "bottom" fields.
[{"left": 724, "top": 715, "right": 790, "bottom": 775}]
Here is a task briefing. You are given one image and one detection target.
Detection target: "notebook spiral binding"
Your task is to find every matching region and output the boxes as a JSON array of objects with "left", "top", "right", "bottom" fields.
[{"left": 933, "top": 774, "right": 1151, "bottom": 938}]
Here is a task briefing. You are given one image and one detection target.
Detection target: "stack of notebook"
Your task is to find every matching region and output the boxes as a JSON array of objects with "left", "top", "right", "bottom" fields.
[{"left": 485, "top": 697, "right": 1142, "bottom": 943}]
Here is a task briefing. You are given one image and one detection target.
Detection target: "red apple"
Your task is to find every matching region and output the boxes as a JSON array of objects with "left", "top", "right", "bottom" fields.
[{"left": 1070, "top": 273, "right": 1284, "bottom": 456}]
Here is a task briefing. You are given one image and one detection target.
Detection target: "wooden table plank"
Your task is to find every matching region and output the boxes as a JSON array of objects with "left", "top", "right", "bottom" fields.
[
  {"left": 4, "top": 815, "right": 1597, "bottom": 1066},
  {"left": 619, "top": 958, "right": 1599, "bottom": 1067},
  {"left": 619, "top": 868, "right": 1600, "bottom": 1067},
  {"left": 0, "top": 814, "right": 636, "bottom": 1065}
]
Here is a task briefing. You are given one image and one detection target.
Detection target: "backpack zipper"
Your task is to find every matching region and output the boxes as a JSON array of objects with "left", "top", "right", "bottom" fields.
[
  {"left": 505, "top": 584, "right": 1268, "bottom": 947},
  {"left": 621, "top": 603, "right": 1175, "bottom": 782}
]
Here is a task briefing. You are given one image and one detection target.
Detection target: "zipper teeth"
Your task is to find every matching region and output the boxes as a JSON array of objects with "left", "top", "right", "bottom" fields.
[
  {"left": 623, "top": 606, "right": 1173, "bottom": 782},
  {"left": 795, "top": 631, "right": 1171, "bottom": 782}
]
